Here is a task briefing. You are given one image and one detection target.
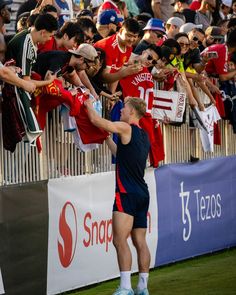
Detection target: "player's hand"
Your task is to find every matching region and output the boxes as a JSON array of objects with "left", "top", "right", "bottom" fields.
[{"left": 84, "top": 98, "right": 93, "bottom": 108}]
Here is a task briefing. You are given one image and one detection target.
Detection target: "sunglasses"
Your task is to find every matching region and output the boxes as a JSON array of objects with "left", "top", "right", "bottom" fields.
[
  {"left": 84, "top": 58, "right": 95, "bottom": 67},
  {"left": 192, "top": 36, "right": 202, "bottom": 46},
  {"left": 84, "top": 34, "right": 93, "bottom": 42},
  {"left": 147, "top": 54, "right": 158, "bottom": 65},
  {"left": 153, "top": 31, "right": 164, "bottom": 38},
  {"left": 179, "top": 42, "right": 190, "bottom": 47}
]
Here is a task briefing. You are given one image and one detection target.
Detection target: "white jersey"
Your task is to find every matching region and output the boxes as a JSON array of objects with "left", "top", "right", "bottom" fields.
[
  {"left": 194, "top": 105, "right": 221, "bottom": 152},
  {"left": 61, "top": 104, "right": 99, "bottom": 152}
]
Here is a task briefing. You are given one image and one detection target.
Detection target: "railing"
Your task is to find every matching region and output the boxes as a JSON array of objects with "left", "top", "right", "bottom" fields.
[
  {"left": 1, "top": 102, "right": 236, "bottom": 186},
  {"left": 0, "top": 107, "right": 113, "bottom": 185}
]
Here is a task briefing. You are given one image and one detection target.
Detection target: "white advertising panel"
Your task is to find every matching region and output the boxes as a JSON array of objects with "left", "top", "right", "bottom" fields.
[
  {"left": 0, "top": 268, "right": 4, "bottom": 294},
  {"left": 152, "top": 90, "right": 186, "bottom": 122},
  {"left": 47, "top": 169, "right": 158, "bottom": 295}
]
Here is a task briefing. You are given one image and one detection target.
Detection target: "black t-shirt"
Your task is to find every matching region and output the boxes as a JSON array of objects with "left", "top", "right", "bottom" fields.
[
  {"left": 184, "top": 48, "right": 201, "bottom": 69},
  {"left": 182, "top": 9, "right": 196, "bottom": 23},
  {"left": 33, "top": 51, "right": 72, "bottom": 78}
]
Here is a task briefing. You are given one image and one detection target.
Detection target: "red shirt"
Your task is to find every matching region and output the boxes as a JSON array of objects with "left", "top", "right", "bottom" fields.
[
  {"left": 204, "top": 44, "right": 228, "bottom": 76},
  {"left": 38, "top": 36, "right": 67, "bottom": 54},
  {"left": 95, "top": 34, "right": 132, "bottom": 73},
  {"left": 120, "top": 68, "right": 154, "bottom": 113},
  {"left": 98, "top": 0, "right": 122, "bottom": 18},
  {"left": 189, "top": 0, "right": 201, "bottom": 10}
]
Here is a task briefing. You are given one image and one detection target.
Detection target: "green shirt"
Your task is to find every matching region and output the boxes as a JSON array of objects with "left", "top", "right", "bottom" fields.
[{"left": 7, "top": 29, "right": 37, "bottom": 76}]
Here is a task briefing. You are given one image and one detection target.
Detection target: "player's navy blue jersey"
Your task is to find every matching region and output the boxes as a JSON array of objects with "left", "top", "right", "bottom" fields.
[{"left": 115, "top": 124, "right": 150, "bottom": 196}]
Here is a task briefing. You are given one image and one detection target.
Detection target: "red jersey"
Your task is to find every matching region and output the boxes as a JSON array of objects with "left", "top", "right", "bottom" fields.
[
  {"left": 95, "top": 34, "right": 132, "bottom": 73},
  {"left": 98, "top": 0, "right": 122, "bottom": 18},
  {"left": 204, "top": 44, "right": 228, "bottom": 76},
  {"left": 120, "top": 68, "right": 154, "bottom": 113},
  {"left": 37, "top": 36, "right": 67, "bottom": 54},
  {"left": 120, "top": 68, "right": 165, "bottom": 167}
]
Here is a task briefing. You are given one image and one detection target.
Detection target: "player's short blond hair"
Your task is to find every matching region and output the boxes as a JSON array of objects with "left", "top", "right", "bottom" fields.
[{"left": 125, "top": 97, "right": 146, "bottom": 119}]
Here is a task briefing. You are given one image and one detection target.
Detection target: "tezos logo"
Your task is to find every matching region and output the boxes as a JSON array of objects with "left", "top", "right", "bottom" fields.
[{"left": 58, "top": 202, "right": 78, "bottom": 268}]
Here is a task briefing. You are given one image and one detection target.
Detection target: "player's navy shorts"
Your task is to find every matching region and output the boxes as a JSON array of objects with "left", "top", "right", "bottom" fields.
[{"left": 113, "top": 192, "right": 150, "bottom": 228}]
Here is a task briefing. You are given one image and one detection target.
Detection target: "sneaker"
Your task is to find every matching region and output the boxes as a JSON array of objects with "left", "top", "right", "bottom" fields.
[
  {"left": 134, "top": 287, "right": 149, "bottom": 295},
  {"left": 112, "top": 286, "right": 134, "bottom": 295}
]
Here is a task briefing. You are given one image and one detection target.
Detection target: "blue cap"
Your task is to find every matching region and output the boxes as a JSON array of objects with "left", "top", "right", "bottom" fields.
[
  {"left": 97, "top": 9, "right": 123, "bottom": 25},
  {"left": 143, "top": 18, "right": 166, "bottom": 33}
]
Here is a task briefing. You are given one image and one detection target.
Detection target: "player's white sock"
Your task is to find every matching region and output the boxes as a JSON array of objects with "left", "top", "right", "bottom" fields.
[
  {"left": 120, "top": 271, "right": 132, "bottom": 289},
  {"left": 137, "top": 272, "right": 149, "bottom": 290}
]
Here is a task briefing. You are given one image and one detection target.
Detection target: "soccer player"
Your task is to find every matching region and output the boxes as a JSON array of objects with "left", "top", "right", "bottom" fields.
[{"left": 85, "top": 97, "right": 151, "bottom": 295}]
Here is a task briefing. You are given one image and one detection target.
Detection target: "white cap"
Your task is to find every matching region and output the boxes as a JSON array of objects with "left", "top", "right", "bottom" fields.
[
  {"left": 69, "top": 43, "right": 98, "bottom": 61},
  {"left": 179, "top": 22, "right": 203, "bottom": 33},
  {"left": 222, "top": 0, "right": 232, "bottom": 7},
  {"left": 90, "top": 0, "right": 103, "bottom": 9},
  {"left": 166, "top": 17, "right": 185, "bottom": 28}
]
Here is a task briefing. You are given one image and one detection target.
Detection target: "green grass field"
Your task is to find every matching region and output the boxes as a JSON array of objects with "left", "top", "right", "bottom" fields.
[{"left": 66, "top": 247, "right": 236, "bottom": 295}]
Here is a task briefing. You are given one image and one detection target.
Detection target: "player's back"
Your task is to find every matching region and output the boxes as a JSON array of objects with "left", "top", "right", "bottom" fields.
[{"left": 116, "top": 124, "right": 150, "bottom": 196}]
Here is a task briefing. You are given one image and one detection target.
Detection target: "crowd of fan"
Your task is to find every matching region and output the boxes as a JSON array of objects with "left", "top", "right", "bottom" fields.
[{"left": 0, "top": 0, "right": 236, "bottom": 166}]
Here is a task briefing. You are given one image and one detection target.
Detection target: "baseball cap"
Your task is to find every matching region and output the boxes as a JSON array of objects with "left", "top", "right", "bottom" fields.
[
  {"left": 97, "top": 9, "right": 123, "bottom": 25},
  {"left": 160, "top": 46, "right": 175, "bottom": 62},
  {"left": 17, "top": 11, "right": 30, "bottom": 20},
  {"left": 222, "top": 0, "right": 232, "bottom": 7},
  {"left": 69, "top": 43, "right": 98, "bottom": 61},
  {"left": 90, "top": 0, "right": 103, "bottom": 9},
  {"left": 166, "top": 17, "right": 185, "bottom": 28},
  {"left": 179, "top": 22, "right": 203, "bottom": 33},
  {"left": 143, "top": 18, "right": 166, "bottom": 33},
  {"left": 0, "top": 0, "right": 12, "bottom": 9},
  {"left": 205, "top": 26, "right": 224, "bottom": 38}
]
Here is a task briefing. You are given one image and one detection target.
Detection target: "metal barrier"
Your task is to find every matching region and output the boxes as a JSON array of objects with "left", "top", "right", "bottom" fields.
[
  {"left": 1, "top": 77, "right": 236, "bottom": 187},
  {"left": 0, "top": 107, "right": 113, "bottom": 185},
  {"left": 1, "top": 105, "right": 236, "bottom": 186}
]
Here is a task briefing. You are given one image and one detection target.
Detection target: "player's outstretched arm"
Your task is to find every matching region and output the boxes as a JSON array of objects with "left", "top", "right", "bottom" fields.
[{"left": 84, "top": 99, "right": 131, "bottom": 136}]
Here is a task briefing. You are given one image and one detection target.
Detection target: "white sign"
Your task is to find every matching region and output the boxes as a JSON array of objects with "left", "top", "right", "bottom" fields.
[
  {"left": 0, "top": 268, "right": 5, "bottom": 294},
  {"left": 152, "top": 90, "right": 186, "bottom": 122},
  {"left": 47, "top": 169, "right": 158, "bottom": 295}
]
